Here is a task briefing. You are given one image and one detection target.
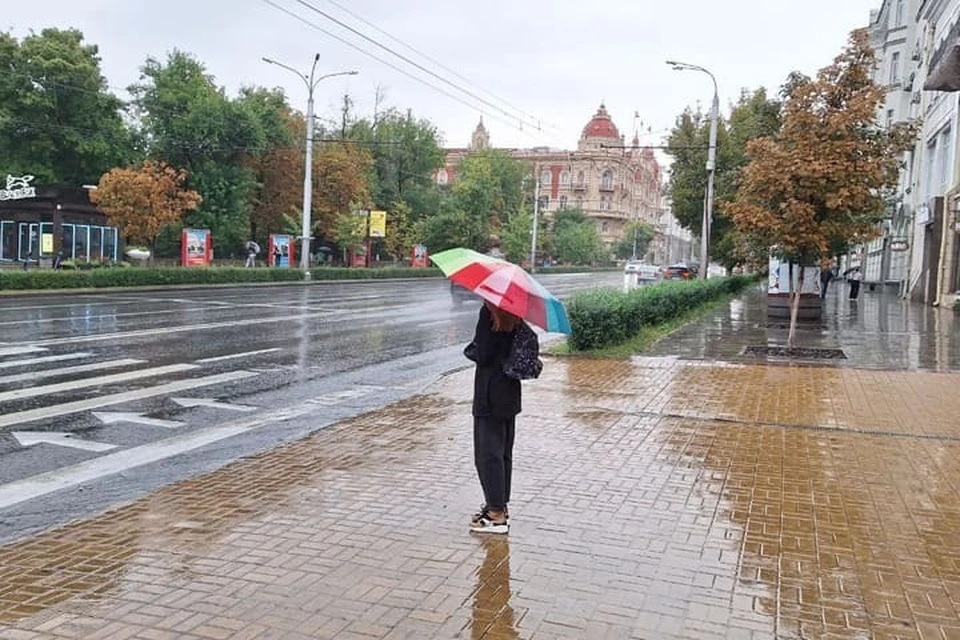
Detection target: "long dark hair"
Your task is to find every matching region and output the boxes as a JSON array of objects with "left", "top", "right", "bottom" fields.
[{"left": 485, "top": 301, "right": 521, "bottom": 333}]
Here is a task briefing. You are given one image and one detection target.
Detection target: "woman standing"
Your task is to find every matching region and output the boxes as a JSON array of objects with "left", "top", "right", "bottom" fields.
[{"left": 465, "top": 301, "right": 522, "bottom": 534}]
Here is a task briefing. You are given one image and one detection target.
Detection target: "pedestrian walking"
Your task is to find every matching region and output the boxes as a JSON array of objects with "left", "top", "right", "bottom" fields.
[
  {"left": 245, "top": 240, "right": 260, "bottom": 268},
  {"left": 463, "top": 301, "right": 523, "bottom": 534},
  {"left": 819, "top": 264, "right": 834, "bottom": 299},
  {"left": 848, "top": 266, "right": 862, "bottom": 300}
]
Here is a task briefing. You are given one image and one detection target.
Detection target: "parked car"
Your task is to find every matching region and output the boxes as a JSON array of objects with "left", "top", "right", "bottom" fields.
[{"left": 662, "top": 264, "right": 692, "bottom": 280}]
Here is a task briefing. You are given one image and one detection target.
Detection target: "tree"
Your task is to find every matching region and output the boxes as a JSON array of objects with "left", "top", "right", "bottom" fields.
[
  {"left": 129, "top": 51, "right": 273, "bottom": 256},
  {"left": 500, "top": 205, "right": 533, "bottom": 264},
  {"left": 552, "top": 208, "right": 605, "bottom": 265},
  {"left": 311, "top": 143, "right": 375, "bottom": 241},
  {"left": 383, "top": 200, "right": 416, "bottom": 261},
  {"left": 614, "top": 220, "right": 656, "bottom": 260},
  {"left": 0, "top": 28, "right": 134, "bottom": 185},
  {"left": 332, "top": 209, "right": 367, "bottom": 264},
  {"left": 90, "top": 161, "right": 201, "bottom": 251},
  {"left": 725, "top": 29, "right": 916, "bottom": 346},
  {"left": 453, "top": 150, "right": 529, "bottom": 243},
  {"left": 666, "top": 88, "right": 782, "bottom": 267}
]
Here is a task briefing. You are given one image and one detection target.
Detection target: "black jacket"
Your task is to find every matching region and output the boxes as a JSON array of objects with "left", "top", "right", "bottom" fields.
[{"left": 469, "top": 306, "right": 521, "bottom": 417}]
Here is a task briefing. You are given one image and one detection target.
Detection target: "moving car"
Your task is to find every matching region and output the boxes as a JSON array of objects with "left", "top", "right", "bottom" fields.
[
  {"left": 662, "top": 264, "right": 692, "bottom": 280},
  {"left": 624, "top": 261, "right": 660, "bottom": 281}
]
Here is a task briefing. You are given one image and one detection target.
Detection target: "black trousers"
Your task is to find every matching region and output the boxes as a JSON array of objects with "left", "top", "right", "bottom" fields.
[
  {"left": 473, "top": 416, "right": 516, "bottom": 511},
  {"left": 849, "top": 280, "right": 860, "bottom": 299}
]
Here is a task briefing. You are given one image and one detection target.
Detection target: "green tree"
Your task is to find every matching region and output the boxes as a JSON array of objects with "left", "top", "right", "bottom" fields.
[
  {"left": 129, "top": 51, "right": 274, "bottom": 256},
  {"left": 614, "top": 220, "right": 656, "bottom": 260},
  {"left": 666, "top": 87, "right": 782, "bottom": 267},
  {"left": 344, "top": 106, "right": 445, "bottom": 219},
  {"left": 0, "top": 28, "right": 134, "bottom": 184},
  {"left": 451, "top": 150, "right": 529, "bottom": 247},
  {"left": 500, "top": 205, "right": 533, "bottom": 264},
  {"left": 552, "top": 208, "right": 605, "bottom": 265}
]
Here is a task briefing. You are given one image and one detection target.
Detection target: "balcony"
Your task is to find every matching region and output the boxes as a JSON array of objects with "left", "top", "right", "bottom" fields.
[
  {"left": 573, "top": 182, "right": 587, "bottom": 192},
  {"left": 599, "top": 183, "right": 615, "bottom": 193}
]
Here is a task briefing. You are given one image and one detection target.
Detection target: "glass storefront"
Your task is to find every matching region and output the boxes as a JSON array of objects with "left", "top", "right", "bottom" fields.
[{"left": 0, "top": 221, "right": 118, "bottom": 263}]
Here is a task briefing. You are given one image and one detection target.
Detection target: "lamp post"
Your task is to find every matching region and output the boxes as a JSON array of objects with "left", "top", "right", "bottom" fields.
[
  {"left": 262, "top": 54, "right": 357, "bottom": 277},
  {"left": 667, "top": 60, "right": 718, "bottom": 279},
  {"left": 530, "top": 175, "right": 541, "bottom": 272}
]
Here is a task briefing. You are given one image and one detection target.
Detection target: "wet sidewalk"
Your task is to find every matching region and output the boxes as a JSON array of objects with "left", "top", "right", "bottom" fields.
[{"left": 2, "top": 290, "right": 960, "bottom": 638}]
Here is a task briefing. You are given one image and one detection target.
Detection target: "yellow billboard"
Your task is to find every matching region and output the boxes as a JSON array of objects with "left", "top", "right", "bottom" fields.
[{"left": 369, "top": 210, "right": 387, "bottom": 238}]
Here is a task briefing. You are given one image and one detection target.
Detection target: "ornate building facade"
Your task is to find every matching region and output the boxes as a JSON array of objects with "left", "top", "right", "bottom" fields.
[{"left": 436, "top": 104, "right": 663, "bottom": 252}]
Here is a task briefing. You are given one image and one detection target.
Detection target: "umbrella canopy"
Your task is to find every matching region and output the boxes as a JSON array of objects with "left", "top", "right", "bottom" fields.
[{"left": 430, "top": 248, "right": 572, "bottom": 334}]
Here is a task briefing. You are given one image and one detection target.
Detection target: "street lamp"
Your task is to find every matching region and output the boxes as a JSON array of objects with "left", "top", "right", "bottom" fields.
[
  {"left": 667, "top": 59, "right": 718, "bottom": 279},
  {"left": 262, "top": 54, "right": 357, "bottom": 277}
]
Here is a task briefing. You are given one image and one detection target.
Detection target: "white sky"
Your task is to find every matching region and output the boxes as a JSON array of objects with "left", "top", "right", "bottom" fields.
[{"left": 4, "top": 0, "right": 879, "bottom": 153}]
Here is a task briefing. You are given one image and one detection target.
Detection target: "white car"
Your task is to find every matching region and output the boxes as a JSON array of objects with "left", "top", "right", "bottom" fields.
[{"left": 624, "top": 261, "right": 660, "bottom": 280}]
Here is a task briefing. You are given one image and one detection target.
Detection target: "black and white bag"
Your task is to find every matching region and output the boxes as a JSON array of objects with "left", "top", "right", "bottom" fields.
[{"left": 503, "top": 322, "right": 543, "bottom": 380}]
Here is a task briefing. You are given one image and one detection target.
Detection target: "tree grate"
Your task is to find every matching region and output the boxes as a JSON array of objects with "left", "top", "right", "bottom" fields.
[{"left": 743, "top": 346, "right": 847, "bottom": 360}]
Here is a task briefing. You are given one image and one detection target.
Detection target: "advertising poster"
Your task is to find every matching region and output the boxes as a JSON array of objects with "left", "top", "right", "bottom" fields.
[
  {"left": 411, "top": 244, "right": 429, "bottom": 268},
  {"left": 768, "top": 255, "right": 818, "bottom": 294},
  {"left": 268, "top": 234, "right": 295, "bottom": 267},
  {"left": 181, "top": 228, "right": 212, "bottom": 267},
  {"left": 369, "top": 211, "right": 387, "bottom": 238}
]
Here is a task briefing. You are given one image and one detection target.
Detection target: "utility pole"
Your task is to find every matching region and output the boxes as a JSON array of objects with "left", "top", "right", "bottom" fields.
[
  {"left": 262, "top": 55, "right": 357, "bottom": 279},
  {"left": 667, "top": 60, "right": 719, "bottom": 279},
  {"left": 530, "top": 176, "right": 540, "bottom": 273}
]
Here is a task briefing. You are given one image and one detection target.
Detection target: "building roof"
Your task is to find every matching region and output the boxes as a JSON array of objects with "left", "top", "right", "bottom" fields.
[{"left": 581, "top": 103, "right": 621, "bottom": 140}]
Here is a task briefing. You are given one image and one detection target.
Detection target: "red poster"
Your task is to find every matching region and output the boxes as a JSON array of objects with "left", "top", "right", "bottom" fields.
[
  {"left": 182, "top": 228, "right": 212, "bottom": 267},
  {"left": 411, "top": 244, "right": 429, "bottom": 268},
  {"left": 268, "top": 234, "right": 295, "bottom": 267}
]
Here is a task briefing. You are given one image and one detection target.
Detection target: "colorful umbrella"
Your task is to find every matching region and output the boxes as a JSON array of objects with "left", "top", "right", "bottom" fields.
[{"left": 430, "top": 248, "right": 572, "bottom": 334}]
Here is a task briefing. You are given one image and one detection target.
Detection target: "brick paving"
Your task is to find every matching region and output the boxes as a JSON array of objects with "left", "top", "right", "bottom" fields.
[{"left": 3, "top": 295, "right": 960, "bottom": 638}]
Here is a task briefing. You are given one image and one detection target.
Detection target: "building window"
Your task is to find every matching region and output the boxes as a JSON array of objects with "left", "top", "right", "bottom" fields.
[
  {"left": 576, "top": 170, "right": 585, "bottom": 186},
  {"left": 560, "top": 170, "right": 570, "bottom": 186},
  {"left": 437, "top": 169, "right": 448, "bottom": 186},
  {"left": 540, "top": 170, "right": 551, "bottom": 185},
  {"left": 601, "top": 222, "right": 609, "bottom": 233},
  {"left": 575, "top": 197, "right": 583, "bottom": 209},
  {"left": 538, "top": 196, "right": 549, "bottom": 211},
  {"left": 886, "top": 109, "right": 895, "bottom": 128},
  {"left": 895, "top": 0, "right": 905, "bottom": 26},
  {"left": 559, "top": 195, "right": 568, "bottom": 209},
  {"left": 889, "top": 52, "right": 900, "bottom": 85},
  {"left": 601, "top": 169, "right": 614, "bottom": 190}
]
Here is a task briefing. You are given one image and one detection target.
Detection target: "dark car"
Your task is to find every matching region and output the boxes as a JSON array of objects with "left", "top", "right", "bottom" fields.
[{"left": 662, "top": 264, "right": 692, "bottom": 280}]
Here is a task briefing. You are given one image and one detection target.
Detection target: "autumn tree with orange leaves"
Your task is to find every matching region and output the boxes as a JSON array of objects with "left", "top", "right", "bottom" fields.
[
  {"left": 726, "top": 29, "right": 916, "bottom": 346},
  {"left": 91, "top": 161, "right": 202, "bottom": 252}
]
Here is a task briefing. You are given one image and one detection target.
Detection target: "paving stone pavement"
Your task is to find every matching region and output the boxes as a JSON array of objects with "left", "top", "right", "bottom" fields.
[{"left": 2, "top": 290, "right": 960, "bottom": 639}]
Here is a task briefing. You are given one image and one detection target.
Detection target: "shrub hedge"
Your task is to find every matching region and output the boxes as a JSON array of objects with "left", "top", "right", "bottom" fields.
[
  {"left": 0, "top": 266, "right": 447, "bottom": 291},
  {"left": 567, "top": 276, "right": 757, "bottom": 351}
]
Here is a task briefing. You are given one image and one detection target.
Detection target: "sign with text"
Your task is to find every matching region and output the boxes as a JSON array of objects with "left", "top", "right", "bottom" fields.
[
  {"left": 181, "top": 228, "right": 212, "bottom": 267},
  {"left": 0, "top": 174, "right": 37, "bottom": 201},
  {"left": 411, "top": 244, "right": 429, "bottom": 268}
]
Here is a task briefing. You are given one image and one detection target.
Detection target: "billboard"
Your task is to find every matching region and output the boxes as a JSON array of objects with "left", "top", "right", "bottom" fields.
[
  {"left": 369, "top": 211, "right": 387, "bottom": 238},
  {"left": 269, "top": 234, "right": 295, "bottom": 267},
  {"left": 182, "top": 228, "right": 212, "bottom": 267}
]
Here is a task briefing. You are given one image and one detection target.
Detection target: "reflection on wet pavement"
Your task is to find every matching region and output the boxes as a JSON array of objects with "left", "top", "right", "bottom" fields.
[{"left": 1, "top": 355, "right": 959, "bottom": 638}]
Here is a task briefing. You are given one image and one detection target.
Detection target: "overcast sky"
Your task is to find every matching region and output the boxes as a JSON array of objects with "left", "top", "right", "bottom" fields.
[{"left": 5, "top": 0, "right": 878, "bottom": 153}]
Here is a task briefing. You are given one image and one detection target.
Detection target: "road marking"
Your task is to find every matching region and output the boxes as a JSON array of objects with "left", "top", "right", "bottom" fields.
[
  {"left": 194, "top": 348, "right": 283, "bottom": 364},
  {"left": 12, "top": 431, "right": 116, "bottom": 453},
  {"left": 0, "top": 346, "right": 46, "bottom": 358},
  {"left": 171, "top": 397, "right": 257, "bottom": 412},
  {"left": 0, "top": 358, "right": 145, "bottom": 386},
  {"left": 0, "top": 370, "right": 257, "bottom": 429},
  {"left": 0, "top": 363, "right": 198, "bottom": 403},
  {"left": 93, "top": 411, "right": 184, "bottom": 429},
  {"left": 0, "top": 352, "right": 93, "bottom": 370},
  {"left": 29, "top": 310, "right": 350, "bottom": 347},
  {"left": 0, "top": 385, "right": 370, "bottom": 510}
]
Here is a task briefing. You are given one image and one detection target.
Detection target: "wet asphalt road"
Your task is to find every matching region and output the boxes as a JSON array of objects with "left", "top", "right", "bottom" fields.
[{"left": 0, "top": 273, "right": 620, "bottom": 542}]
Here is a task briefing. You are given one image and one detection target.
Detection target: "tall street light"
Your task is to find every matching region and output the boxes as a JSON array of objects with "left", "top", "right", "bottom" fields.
[
  {"left": 667, "top": 60, "right": 718, "bottom": 279},
  {"left": 262, "top": 54, "right": 357, "bottom": 277}
]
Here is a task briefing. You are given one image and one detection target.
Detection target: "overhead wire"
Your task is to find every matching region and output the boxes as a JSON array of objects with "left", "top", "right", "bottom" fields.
[
  {"left": 314, "top": 0, "right": 562, "bottom": 134},
  {"left": 258, "top": 0, "right": 550, "bottom": 144}
]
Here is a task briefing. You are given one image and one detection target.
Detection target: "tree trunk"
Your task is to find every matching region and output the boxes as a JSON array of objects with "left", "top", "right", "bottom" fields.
[{"left": 788, "top": 261, "right": 805, "bottom": 349}]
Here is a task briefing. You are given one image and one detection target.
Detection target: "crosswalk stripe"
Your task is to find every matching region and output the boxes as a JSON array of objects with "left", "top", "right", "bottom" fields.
[
  {"left": 0, "top": 352, "right": 93, "bottom": 370},
  {"left": 0, "top": 358, "right": 146, "bottom": 386},
  {"left": 0, "top": 370, "right": 257, "bottom": 429},
  {"left": 0, "top": 346, "right": 46, "bottom": 358},
  {"left": 0, "top": 364, "right": 198, "bottom": 403}
]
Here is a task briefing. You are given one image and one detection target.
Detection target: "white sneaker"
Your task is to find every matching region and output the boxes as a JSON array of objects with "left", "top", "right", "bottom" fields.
[{"left": 470, "top": 514, "right": 508, "bottom": 534}]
